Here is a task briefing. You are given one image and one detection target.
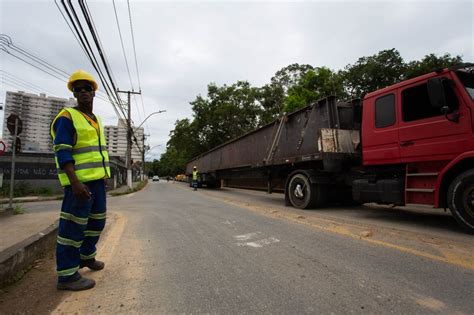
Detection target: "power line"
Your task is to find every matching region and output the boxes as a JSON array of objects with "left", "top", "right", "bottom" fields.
[
  {"left": 1, "top": 70, "right": 59, "bottom": 95},
  {"left": 112, "top": 0, "right": 144, "bottom": 127},
  {"left": 112, "top": 0, "right": 134, "bottom": 91},
  {"left": 0, "top": 34, "right": 112, "bottom": 107},
  {"left": 1, "top": 46, "right": 66, "bottom": 82},
  {"left": 127, "top": 1, "right": 148, "bottom": 133},
  {"left": 60, "top": 0, "right": 124, "bottom": 119},
  {"left": 127, "top": 0, "right": 141, "bottom": 91},
  {"left": 0, "top": 34, "right": 70, "bottom": 79},
  {"left": 78, "top": 0, "right": 128, "bottom": 118}
]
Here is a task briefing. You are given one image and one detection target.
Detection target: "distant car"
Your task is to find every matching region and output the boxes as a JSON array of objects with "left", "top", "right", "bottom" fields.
[{"left": 152, "top": 176, "right": 159, "bottom": 181}]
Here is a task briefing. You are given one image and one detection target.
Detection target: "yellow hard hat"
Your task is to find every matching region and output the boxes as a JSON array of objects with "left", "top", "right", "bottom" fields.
[{"left": 67, "top": 69, "right": 98, "bottom": 92}]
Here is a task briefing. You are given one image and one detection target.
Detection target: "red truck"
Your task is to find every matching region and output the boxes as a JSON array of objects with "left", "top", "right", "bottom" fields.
[{"left": 187, "top": 64, "right": 474, "bottom": 233}]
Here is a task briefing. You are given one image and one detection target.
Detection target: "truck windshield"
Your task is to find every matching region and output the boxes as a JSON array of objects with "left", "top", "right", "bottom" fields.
[{"left": 455, "top": 69, "right": 474, "bottom": 101}]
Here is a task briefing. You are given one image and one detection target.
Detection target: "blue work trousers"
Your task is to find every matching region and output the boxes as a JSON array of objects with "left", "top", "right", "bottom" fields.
[{"left": 56, "top": 179, "right": 107, "bottom": 283}]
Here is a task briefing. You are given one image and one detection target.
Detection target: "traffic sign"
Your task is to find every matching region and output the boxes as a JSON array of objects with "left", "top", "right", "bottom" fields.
[{"left": 7, "top": 114, "right": 22, "bottom": 135}]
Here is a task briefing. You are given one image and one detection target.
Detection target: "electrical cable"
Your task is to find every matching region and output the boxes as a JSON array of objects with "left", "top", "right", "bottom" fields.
[
  {"left": 112, "top": 0, "right": 134, "bottom": 92},
  {"left": 127, "top": 0, "right": 148, "bottom": 134},
  {"left": 76, "top": 0, "right": 127, "bottom": 118},
  {"left": 62, "top": 0, "right": 123, "bottom": 119},
  {"left": 0, "top": 34, "right": 69, "bottom": 78}
]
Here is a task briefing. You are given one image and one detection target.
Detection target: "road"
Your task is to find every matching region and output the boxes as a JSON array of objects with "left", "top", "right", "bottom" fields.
[
  {"left": 4, "top": 180, "right": 474, "bottom": 314},
  {"left": 52, "top": 180, "right": 474, "bottom": 314}
]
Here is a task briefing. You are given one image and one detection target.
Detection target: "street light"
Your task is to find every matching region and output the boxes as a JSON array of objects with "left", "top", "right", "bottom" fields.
[
  {"left": 136, "top": 110, "right": 166, "bottom": 129},
  {"left": 145, "top": 144, "right": 162, "bottom": 156}
]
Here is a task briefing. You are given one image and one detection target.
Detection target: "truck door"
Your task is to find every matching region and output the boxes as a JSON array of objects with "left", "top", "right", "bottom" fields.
[
  {"left": 362, "top": 93, "right": 400, "bottom": 165},
  {"left": 398, "top": 75, "right": 471, "bottom": 163}
]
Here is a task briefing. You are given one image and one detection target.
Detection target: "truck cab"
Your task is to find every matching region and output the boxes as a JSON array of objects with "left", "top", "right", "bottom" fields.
[{"left": 356, "top": 64, "right": 474, "bottom": 231}]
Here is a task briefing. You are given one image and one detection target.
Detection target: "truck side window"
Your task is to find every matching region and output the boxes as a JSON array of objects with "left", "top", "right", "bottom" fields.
[
  {"left": 375, "top": 94, "right": 395, "bottom": 128},
  {"left": 402, "top": 83, "right": 458, "bottom": 122}
]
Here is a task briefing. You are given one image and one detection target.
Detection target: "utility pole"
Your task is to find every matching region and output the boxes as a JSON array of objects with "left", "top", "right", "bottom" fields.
[
  {"left": 142, "top": 133, "right": 148, "bottom": 181},
  {"left": 117, "top": 89, "right": 141, "bottom": 189}
]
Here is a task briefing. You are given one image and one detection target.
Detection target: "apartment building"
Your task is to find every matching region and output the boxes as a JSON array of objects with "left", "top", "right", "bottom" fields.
[
  {"left": 104, "top": 119, "right": 144, "bottom": 163},
  {"left": 2, "top": 91, "right": 76, "bottom": 152},
  {"left": 2, "top": 91, "right": 143, "bottom": 162}
]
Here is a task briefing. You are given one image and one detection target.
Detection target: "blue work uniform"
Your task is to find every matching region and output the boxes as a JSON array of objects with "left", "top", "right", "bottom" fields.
[{"left": 52, "top": 110, "right": 107, "bottom": 283}]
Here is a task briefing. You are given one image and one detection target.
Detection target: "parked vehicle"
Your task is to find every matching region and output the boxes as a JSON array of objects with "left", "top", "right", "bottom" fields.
[{"left": 186, "top": 64, "right": 474, "bottom": 232}]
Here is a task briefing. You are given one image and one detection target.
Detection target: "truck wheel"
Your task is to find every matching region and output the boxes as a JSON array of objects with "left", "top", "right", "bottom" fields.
[
  {"left": 287, "top": 173, "right": 326, "bottom": 209},
  {"left": 447, "top": 170, "right": 474, "bottom": 233}
]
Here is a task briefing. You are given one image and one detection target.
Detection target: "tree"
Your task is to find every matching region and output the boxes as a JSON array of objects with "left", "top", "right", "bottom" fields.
[
  {"left": 283, "top": 67, "right": 345, "bottom": 113},
  {"left": 191, "top": 81, "right": 262, "bottom": 152},
  {"left": 271, "top": 63, "right": 315, "bottom": 93},
  {"left": 404, "top": 53, "right": 463, "bottom": 79},
  {"left": 257, "top": 83, "right": 285, "bottom": 125},
  {"left": 341, "top": 48, "right": 406, "bottom": 98}
]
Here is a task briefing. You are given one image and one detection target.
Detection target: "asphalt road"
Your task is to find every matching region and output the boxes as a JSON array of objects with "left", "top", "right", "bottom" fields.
[{"left": 51, "top": 181, "right": 473, "bottom": 314}]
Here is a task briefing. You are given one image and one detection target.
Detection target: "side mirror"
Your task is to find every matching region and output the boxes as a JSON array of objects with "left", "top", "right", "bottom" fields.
[{"left": 427, "top": 78, "right": 447, "bottom": 109}]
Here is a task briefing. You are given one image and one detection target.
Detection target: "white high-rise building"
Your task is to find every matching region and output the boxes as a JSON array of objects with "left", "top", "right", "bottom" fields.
[
  {"left": 2, "top": 91, "right": 76, "bottom": 152},
  {"left": 104, "top": 119, "right": 144, "bottom": 163}
]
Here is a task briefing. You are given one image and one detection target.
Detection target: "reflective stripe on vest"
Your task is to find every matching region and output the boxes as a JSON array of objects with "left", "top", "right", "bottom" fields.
[{"left": 51, "top": 108, "right": 110, "bottom": 186}]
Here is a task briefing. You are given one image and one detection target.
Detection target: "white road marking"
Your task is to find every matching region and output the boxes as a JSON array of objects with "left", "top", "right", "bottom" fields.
[
  {"left": 237, "top": 237, "right": 280, "bottom": 248},
  {"left": 234, "top": 232, "right": 261, "bottom": 241}
]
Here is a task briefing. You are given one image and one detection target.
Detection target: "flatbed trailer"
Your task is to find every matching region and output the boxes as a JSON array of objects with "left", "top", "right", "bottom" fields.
[{"left": 187, "top": 65, "right": 474, "bottom": 232}]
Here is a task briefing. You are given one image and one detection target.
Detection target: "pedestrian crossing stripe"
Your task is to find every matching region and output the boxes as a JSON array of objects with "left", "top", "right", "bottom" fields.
[
  {"left": 60, "top": 212, "right": 88, "bottom": 225},
  {"left": 57, "top": 236, "right": 83, "bottom": 248}
]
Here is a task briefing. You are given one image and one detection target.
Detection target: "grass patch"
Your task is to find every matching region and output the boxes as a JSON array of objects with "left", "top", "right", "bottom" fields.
[{"left": 12, "top": 204, "right": 26, "bottom": 215}]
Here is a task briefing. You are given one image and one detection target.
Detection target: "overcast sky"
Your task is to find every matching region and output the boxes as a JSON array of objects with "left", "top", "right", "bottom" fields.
[{"left": 0, "top": 0, "right": 472, "bottom": 160}]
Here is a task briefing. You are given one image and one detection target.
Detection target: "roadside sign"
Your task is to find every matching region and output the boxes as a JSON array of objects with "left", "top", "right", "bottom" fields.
[{"left": 7, "top": 114, "right": 22, "bottom": 135}]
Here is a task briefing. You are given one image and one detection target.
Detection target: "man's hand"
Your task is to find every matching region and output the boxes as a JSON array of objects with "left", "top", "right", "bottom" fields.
[
  {"left": 71, "top": 181, "right": 91, "bottom": 200},
  {"left": 62, "top": 162, "right": 91, "bottom": 200}
]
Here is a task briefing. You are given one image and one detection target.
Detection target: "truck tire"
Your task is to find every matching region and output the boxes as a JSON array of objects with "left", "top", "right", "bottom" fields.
[
  {"left": 447, "top": 170, "right": 474, "bottom": 233},
  {"left": 287, "top": 173, "right": 326, "bottom": 209}
]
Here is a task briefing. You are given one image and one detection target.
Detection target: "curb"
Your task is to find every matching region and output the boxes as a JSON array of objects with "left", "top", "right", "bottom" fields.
[
  {"left": 0, "top": 220, "right": 58, "bottom": 288},
  {"left": 0, "top": 196, "right": 62, "bottom": 205}
]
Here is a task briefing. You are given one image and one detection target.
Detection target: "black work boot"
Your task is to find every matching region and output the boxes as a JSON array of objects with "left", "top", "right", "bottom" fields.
[
  {"left": 80, "top": 258, "right": 105, "bottom": 271},
  {"left": 57, "top": 276, "right": 95, "bottom": 291}
]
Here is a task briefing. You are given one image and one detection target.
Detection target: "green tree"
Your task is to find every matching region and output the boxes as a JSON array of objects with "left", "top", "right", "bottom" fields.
[
  {"left": 404, "top": 53, "right": 462, "bottom": 79},
  {"left": 283, "top": 67, "right": 344, "bottom": 113},
  {"left": 271, "top": 63, "right": 315, "bottom": 93},
  {"left": 191, "top": 81, "right": 262, "bottom": 151},
  {"left": 341, "top": 48, "right": 406, "bottom": 98},
  {"left": 157, "top": 118, "right": 199, "bottom": 176},
  {"left": 257, "top": 83, "right": 285, "bottom": 125}
]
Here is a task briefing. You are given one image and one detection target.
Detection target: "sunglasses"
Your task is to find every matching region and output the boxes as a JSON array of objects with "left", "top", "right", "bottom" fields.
[{"left": 72, "top": 85, "right": 94, "bottom": 93}]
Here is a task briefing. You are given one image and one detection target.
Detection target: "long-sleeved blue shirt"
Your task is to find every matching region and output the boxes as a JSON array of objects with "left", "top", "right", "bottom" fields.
[{"left": 53, "top": 116, "right": 75, "bottom": 169}]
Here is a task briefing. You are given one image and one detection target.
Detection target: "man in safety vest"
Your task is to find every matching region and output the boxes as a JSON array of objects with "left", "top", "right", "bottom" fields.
[
  {"left": 51, "top": 69, "right": 110, "bottom": 291},
  {"left": 192, "top": 166, "right": 198, "bottom": 191}
]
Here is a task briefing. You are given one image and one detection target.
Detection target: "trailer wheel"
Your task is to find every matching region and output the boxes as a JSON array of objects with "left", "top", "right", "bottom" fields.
[
  {"left": 287, "top": 173, "right": 326, "bottom": 209},
  {"left": 447, "top": 170, "right": 474, "bottom": 233}
]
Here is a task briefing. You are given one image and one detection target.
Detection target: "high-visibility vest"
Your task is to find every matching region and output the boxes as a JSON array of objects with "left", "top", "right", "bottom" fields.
[
  {"left": 192, "top": 170, "right": 198, "bottom": 181},
  {"left": 50, "top": 107, "right": 110, "bottom": 186}
]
